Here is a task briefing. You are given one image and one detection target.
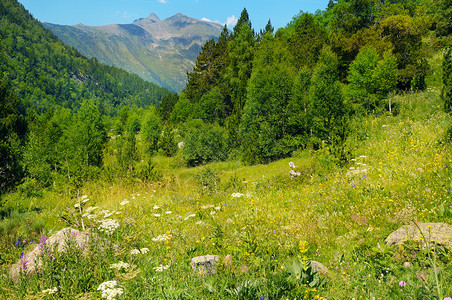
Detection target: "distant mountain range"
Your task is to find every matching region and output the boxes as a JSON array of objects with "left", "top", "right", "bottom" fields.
[{"left": 44, "top": 13, "right": 224, "bottom": 92}]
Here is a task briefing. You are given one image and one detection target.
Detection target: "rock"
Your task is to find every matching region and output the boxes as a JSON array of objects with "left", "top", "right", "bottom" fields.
[
  {"left": 190, "top": 255, "right": 219, "bottom": 275},
  {"left": 403, "top": 261, "right": 411, "bottom": 268},
  {"left": 289, "top": 162, "right": 297, "bottom": 169},
  {"left": 385, "top": 222, "right": 452, "bottom": 249},
  {"left": 10, "top": 228, "right": 95, "bottom": 283},
  {"left": 309, "top": 260, "right": 329, "bottom": 275}
]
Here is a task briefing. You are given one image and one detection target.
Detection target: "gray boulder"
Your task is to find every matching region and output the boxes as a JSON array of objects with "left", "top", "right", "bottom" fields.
[
  {"left": 10, "top": 228, "right": 94, "bottom": 283},
  {"left": 191, "top": 255, "right": 219, "bottom": 275},
  {"left": 385, "top": 222, "right": 452, "bottom": 249}
]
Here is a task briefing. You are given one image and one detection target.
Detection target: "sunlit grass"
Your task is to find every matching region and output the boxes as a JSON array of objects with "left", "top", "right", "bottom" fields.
[{"left": 1, "top": 89, "right": 451, "bottom": 299}]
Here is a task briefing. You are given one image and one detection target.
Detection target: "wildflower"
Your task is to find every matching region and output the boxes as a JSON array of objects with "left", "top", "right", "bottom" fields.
[
  {"left": 443, "top": 298, "right": 452, "bottom": 300},
  {"left": 97, "top": 281, "right": 123, "bottom": 300},
  {"left": 399, "top": 281, "right": 406, "bottom": 287},
  {"left": 130, "top": 249, "right": 141, "bottom": 255},
  {"left": 154, "top": 214, "right": 161, "bottom": 217},
  {"left": 109, "top": 261, "right": 130, "bottom": 270},
  {"left": 85, "top": 206, "right": 98, "bottom": 213},
  {"left": 231, "top": 193, "right": 244, "bottom": 198},
  {"left": 15, "top": 238, "right": 20, "bottom": 246},
  {"left": 153, "top": 264, "right": 170, "bottom": 272},
  {"left": 152, "top": 233, "right": 172, "bottom": 242},
  {"left": 120, "top": 200, "right": 129, "bottom": 206},
  {"left": 214, "top": 206, "right": 221, "bottom": 210},
  {"left": 299, "top": 240, "right": 308, "bottom": 255},
  {"left": 153, "top": 205, "right": 160, "bottom": 209},
  {"left": 183, "top": 214, "right": 196, "bottom": 220},
  {"left": 140, "top": 247, "right": 149, "bottom": 254},
  {"left": 42, "top": 287, "right": 58, "bottom": 295},
  {"left": 165, "top": 211, "right": 172, "bottom": 214},
  {"left": 210, "top": 211, "right": 216, "bottom": 215},
  {"left": 98, "top": 219, "right": 120, "bottom": 235}
]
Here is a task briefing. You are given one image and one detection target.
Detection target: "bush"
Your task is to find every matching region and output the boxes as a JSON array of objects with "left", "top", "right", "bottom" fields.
[{"left": 182, "top": 122, "right": 229, "bottom": 166}]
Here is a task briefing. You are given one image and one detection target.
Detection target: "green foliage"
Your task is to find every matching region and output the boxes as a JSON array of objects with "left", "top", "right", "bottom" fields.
[
  {"left": 443, "top": 48, "right": 452, "bottom": 113},
  {"left": 195, "top": 168, "right": 221, "bottom": 193},
  {"left": 182, "top": 122, "right": 229, "bottom": 166},
  {"left": 287, "top": 13, "right": 328, "bottom": 70},
  {"left": 141, "top": 106, "right": 162, "bottom": 154},
  {"left": 310, "top": 47, "right": 347, "bottom": 144},
  {"left": 157, "top": 92, "right": 179, "bottom": 123},
  {"left": 115, "top": 130, "right": 139, "bottom": 175},
  {"left": 347, "top": 48, "right": 398, "bottom": 112},
  {"left": 158, "top": 126, "right": 177, "bottom": 157},
  {"left": 380, "top": 14, "right": 429, "bottom": 90},
  {"left": 169, "top": 93, "right": 194, "bottom": 124},
  {"left": 240, "top": 34, "right": 297, "bottom": 164},
  {"left": 0, "top": 82, "right": 25, "bottom": 193}
]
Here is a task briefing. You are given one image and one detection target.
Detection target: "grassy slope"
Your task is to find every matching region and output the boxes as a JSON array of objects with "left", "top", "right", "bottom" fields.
[{"left": 1, "top": 57, "right": 451, "bottom": 298}]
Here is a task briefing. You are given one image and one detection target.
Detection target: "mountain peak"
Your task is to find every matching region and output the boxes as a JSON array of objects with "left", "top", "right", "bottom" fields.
[
  {"left": 133, "top": 12, "right": 160, "bottom": 24},
  {"left": 147, "top": 13, "right": 160, "bottom": 22}
]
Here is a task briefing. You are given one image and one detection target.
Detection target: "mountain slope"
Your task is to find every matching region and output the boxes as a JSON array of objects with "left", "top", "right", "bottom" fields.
[
  {"left": 0, "top": 0, "right": 169, "bottom": 114},
  {"left": 44, "top": 13, "right": 224, "bottom": 92}
]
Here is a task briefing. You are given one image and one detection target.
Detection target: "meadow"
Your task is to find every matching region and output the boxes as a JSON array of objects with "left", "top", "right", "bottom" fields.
[{"left": 1, "top": 88, "right": 452, "bottom": 299}]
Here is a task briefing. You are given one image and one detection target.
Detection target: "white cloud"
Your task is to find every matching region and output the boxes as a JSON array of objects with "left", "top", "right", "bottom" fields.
[
  {"left": 158, "top": 0, "right": 167, "bottom": 3},
  {"left": 201, "top": 17, "right": 222, "bottom": 25},
  {"left": 226, "top": 15, "right": 238, "bottom": 27}
]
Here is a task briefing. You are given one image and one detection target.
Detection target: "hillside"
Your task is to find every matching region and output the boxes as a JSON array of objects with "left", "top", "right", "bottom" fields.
[
  {"left": 0, "top": 0, "right": 169, "bottom": 114},
  {"left": 44, "top": 13, "right": 224, "bottom": 92}
]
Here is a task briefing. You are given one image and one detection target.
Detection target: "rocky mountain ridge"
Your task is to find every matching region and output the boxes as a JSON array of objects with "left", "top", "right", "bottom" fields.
[{"left": 44, "top": 13, "right": 224, "bottom": 91}]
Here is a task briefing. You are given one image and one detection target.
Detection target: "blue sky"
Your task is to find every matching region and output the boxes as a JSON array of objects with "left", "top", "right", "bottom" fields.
[{"left": 18, "top": 0, "right": 329, "bottom": 31}]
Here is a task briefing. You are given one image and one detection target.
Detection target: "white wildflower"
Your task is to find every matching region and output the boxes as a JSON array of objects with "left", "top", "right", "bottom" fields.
[
  {"left": 210, "top": 211, "right": 216, "bottom": 215},
  {"left": 214, "top": 206, "right": 221, "bottom": 210},
  {"left": 183, "top": 213, "right": 196, "bottom": 220},
  {"left": 130, "top": 249, "right": 140, "bottom": 255},
  {"left": 120, "top": 200, "right": 129, "bottom": 206},
  {"left": 201, "top": 204, "right": 214, "bottom": 209},
  {"left": 153, "top": 205, "right": 160, "bottom": 209},
  {"left": 74, "top": 203, "right": 80, "bottom": 208},
  {"left": 154, "top": 214, "right": 161, "bottom": 217},
  {"left": 195, "top": 220, "right": 205, "bottom": 225},
  {"left": 98, "top": 219, "right": 120, "bottom": 235},
  {"left": 97, "top": 280, "right": 123, "bottom": 300},
  {"left": 165, "top": 211, "right": 172, "bottom": 214},
  {"left": 42, "top": 287, "right": 58, "bottom": 294},
  {"left": 140, "top": 247, "right": 149, "bottom": 254},
  {"left": 109, "top": 261, "right": 130, "bottom": 270},
  {"left": 82, "top": 213, "right": 96, "bottom": 219},
  {"left": 231, "top": 193, "right": 244, "bottom": 198},
  {"left": 153, "top": 264, "right": 170, "bottom": 272},
  {"left": 85, "top": 206, "right": 98, "bottom": 213},
  {"left": 152, "top": 233, "right": 172, "bottom": 242}
]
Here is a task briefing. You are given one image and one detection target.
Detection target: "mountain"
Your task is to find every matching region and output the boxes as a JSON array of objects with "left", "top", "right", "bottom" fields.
[
  {"left": 43, "top": 13, "right": 224, "bottom": 92},
  {"left": 0, "top": 0, "right": 169, "bottom": 114}
]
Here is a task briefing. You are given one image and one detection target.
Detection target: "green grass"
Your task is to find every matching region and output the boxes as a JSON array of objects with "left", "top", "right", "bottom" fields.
[{"left": 1, "top": 89, "right": 452, "bottom": 299}]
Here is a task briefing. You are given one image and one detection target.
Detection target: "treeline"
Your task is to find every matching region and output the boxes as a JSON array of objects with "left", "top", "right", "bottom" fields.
[
  {"left": 0, "top": 0, "right": 169, "bottom": 114},
  {"left": 0, "top": 0, "right": 170, "bottom": 194},
  {"left": 1, "top": 0, "right": 451, "bottom": 195},
  {"left": 158, "top": 0, "right": 450, "bottom": 166}
]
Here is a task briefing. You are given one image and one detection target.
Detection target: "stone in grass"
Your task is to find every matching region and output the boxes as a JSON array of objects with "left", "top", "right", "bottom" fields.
[
  {"left": 309, "top": 260, "right": 329, "bottom": 275},
  {"left": 385, "top": 222, "right": 452, "bottom": 249},
  {"left": 191, "top": 255, "right": 219, "bottom": 275},
  {"left": 10, "top": 227, "right": 94, "bottom": 283}
]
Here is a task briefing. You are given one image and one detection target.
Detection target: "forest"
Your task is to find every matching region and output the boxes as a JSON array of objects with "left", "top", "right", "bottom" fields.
[
  {"left": 2, "top": 0, "right": 451, "bottom": 195},
  {"left": 1, "top": 0, "right": 452, "bottom": 298}
]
